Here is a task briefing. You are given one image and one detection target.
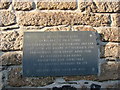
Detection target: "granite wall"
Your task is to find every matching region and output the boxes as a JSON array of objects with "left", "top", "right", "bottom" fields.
[{"left": 0, "top": 0, "right": 120, "bottom": 89}]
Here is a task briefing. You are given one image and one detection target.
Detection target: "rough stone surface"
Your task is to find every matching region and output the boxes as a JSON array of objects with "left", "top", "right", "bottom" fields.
[
  {"left": 0, "top": 66, "right": 2, "bottom": 72},
  {"left": 0, "top": 2, "right": 11, "bottom": 9},
  {"left": 0, "top": 1, "right": 120, "bottom": 88},
  {"left": 73, "top": 25, "right": 96, "bottom": 31},
  {"left": 8, "top": 68, "right": 55, "bottom": 87},
  {"left": 64, "top": 62, "right": 120, "bottom": 81},
  {"left": 99, "top": 62, "right": 120, "bottom": 81},
  {"left": 100, "top": 44, "right": 120, "bottom": 59},
  {"left": 95, "top": 27, "right": 120, "bottom": 42},
  {"left": 0, "top": 31, "right": 23, "bottom": 51},
  {"left": 37, "top": 2, "right": 77, "bottom": 10},
  {"left": 18, "top": 12, "right": 110, "bottom": 27},
  {"left": 0, "top": 52, "right": 22, "bottom": 66},
  {"left": 73, "top": 26, "right": 120, "bottom": 42},
  {"left": 112, "top": 14, "right": 120, "bottom": 27},
  {"left": 0, "top": 11, "right": 16, "bottom": 27},
  {"left": 79, "top": 2, "right": 120, "bottom": 13},
  {"left": 14, "top": 2, "right": 34, "bottom": 11},
  {"left": 8, "top": 62, "right": 120, "bottom": 87},
  {"left": 20, "top": 26, "right": 44, "bottom": 30},
  {"left": 106, "top": 83, "right": 120, "bottom": 88},
  {"left": 45, "top": 26, "right": 71, "bottom": 31}
]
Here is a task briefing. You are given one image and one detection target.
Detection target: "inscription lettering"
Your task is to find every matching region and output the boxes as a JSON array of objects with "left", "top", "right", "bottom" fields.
[{"left": 23, "top": 31, "right": 98, "bottom": 77}]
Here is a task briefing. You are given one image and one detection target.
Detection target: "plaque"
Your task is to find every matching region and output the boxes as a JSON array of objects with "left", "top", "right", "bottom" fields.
[{"left": 23, "top": 31, "right": 99, "bottom": 77}]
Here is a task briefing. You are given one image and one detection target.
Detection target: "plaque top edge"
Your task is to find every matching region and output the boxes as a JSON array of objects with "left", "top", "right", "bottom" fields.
[{"left": 24, "top": 31, "right": 96, "bottom": 33}]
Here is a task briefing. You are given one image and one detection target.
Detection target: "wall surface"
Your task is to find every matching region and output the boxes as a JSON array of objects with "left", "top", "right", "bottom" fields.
[{"left": 0, "top": 0, "right": 120, "bottom": 89}]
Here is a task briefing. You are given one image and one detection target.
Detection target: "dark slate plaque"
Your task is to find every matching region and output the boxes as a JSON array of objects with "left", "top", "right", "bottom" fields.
[{"left": 23, "top": 31, "right": 99, "bottom": 77}]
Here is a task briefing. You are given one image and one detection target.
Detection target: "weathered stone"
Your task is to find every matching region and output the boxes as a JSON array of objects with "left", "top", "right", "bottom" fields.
[
  {"left": 0, "top": 2, "right": 11, "bottom": 9},
  {"left": 0, "top": 31, "right": 23, "bottom": 51},
  {"left": 64, "top": 62, "right": 120, "bottom": 81},
  {"left": 95, "top": 27, "right": 120, "bottom": 42},
  {"left": 0, "top": 66, "right": 2, "bottom": 71},
  {"left": 73, "top": 26, "right": 120, "bottom": 42},
  {"left": 79, "top": 2, "right": 120, "bottom": 13},
  {"left": 8, "top": 62, "right": 120, "bottom": 87},
  {"left": 106, "top": 83, "right": 120, "bottom": 88},
  {"left": 45, "top": 26, "right": 71, "bottom": 31},
  {"left": 37, "top": 1, "right": 77, "bottom": 10},
  {"left": 18, "top": 12, "right": 110, "bottom": 27},
  {"left": 73, "top": 25, "right": 96, "bottom": 31},
  {"left": 99, "top": 62, "right": 120, "bottom": 81},
  {"left": 100, "top": 44, "right": 120, "bottom": 59},
  {"left": 14, "top": 2, "right": 34, "bottom": 11},
  {"left": 0, "top": 51, "right": 22, "bottom": 66},
  {"left": 73, "top": 26, "right": 119, "bottom": 42},
  {"left": 64, "top": 75, "right": 97, "bottom": 81},
  {"left": 20, "top": 26, "right": 44, "bottom": 30},
  {"left": 8, "top": 67, "right": 55, "bottom": 87},
  {"left": 112, "top": 14, "right": 120, "bottom": 27},
  {"left": 0, "top": 11, "right": 16, "bottom": 27}
]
